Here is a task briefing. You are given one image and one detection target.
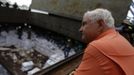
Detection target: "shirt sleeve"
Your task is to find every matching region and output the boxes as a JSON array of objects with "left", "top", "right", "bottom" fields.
[{"left": 74, "top": 45, "right": 104, "bottom": 75}]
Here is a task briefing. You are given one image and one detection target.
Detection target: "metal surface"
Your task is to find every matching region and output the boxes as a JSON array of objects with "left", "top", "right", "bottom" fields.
[{"left": 0, "top": 48, "right": 83, "bottom": 75}]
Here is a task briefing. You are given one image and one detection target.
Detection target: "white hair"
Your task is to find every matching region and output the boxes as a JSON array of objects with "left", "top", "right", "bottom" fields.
[{"left": 84, "top": 8, "right": 115, "bottom": 28}]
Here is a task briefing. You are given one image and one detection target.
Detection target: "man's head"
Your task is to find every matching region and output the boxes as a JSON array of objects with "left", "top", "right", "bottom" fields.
[{"left": 79, "top": 8, "right": 115, "bottom": 43}]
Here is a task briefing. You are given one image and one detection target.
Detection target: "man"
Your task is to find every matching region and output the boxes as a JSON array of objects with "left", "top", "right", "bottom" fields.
[{"left": 73, "top": 8, "right": 134, "bottom": 75}]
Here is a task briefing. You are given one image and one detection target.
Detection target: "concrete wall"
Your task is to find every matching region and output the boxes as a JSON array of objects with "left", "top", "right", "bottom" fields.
[
  {"left": 31, "top": 0, "right": 131, "bottom": 24},
  {"left": 29, "top": 13, "right": 82, "bottom": 41},
  {"left": 0, "top": 7, "right": 30, "bottom": 23},
  {"left": 0, "top": 7, "right": 82, "bottom": 41}
]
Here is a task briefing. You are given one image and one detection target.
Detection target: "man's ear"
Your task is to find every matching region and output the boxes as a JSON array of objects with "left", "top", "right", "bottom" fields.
[
  {"left": 97, "top": 19, "right": 105, "bottom": 32},
  {"left": 97, "top": 19, "right": 105, "bottom": 27}
]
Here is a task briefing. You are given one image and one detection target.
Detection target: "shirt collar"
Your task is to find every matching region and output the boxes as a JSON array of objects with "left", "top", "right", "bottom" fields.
[{"left": 95, "top": 28, "right": 117, "bottom": 40}]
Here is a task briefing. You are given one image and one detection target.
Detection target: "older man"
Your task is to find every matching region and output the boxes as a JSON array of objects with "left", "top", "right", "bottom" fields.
[{"left": 73, "top": 8, "right": 134, "bottom": 75}]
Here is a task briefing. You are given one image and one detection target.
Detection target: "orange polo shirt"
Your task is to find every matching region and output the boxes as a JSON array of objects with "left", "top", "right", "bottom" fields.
[{"left": 74, "top": 29, "right": 134, "bottom": 75}]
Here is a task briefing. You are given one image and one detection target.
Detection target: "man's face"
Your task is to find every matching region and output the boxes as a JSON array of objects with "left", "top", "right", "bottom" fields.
[{"left": 79, "top": 16, "right": 100, "bottom": 43}]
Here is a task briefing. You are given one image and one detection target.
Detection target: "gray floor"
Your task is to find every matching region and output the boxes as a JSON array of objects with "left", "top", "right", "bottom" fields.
[{"left": 0, "top": 64, "right": 10, "bottom": 75}]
